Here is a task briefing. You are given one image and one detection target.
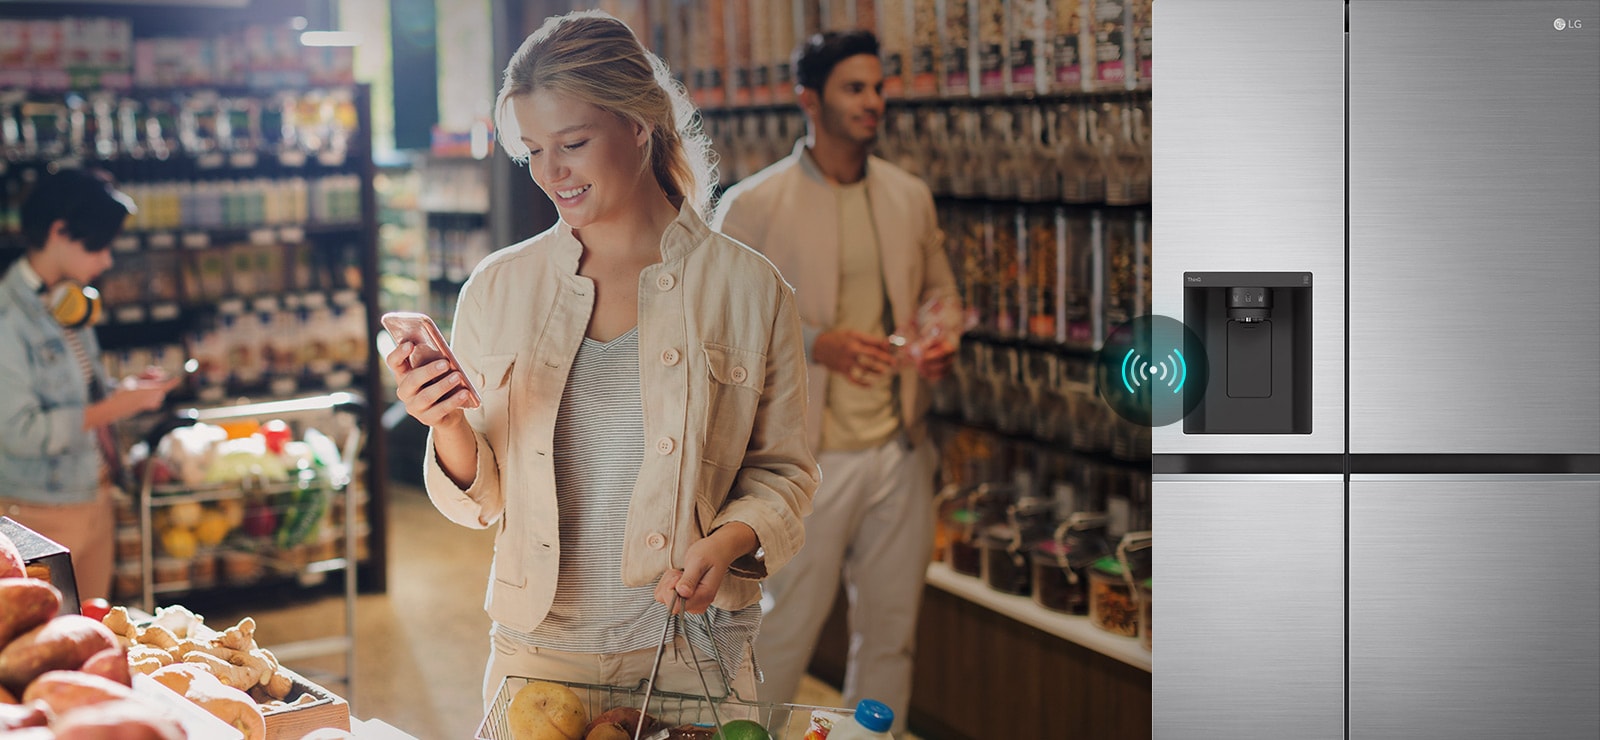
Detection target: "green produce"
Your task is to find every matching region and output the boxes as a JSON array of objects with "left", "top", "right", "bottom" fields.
[
  {"left": 277, "top": 471, "right": 330, "bottom": 549},
  {"left": 712, "top": 719, "right": 771, "bottom": 740}
]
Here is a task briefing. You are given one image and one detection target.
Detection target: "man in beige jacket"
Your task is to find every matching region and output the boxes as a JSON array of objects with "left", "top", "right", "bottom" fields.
[{"left": 712, "top": 29, "right": 961, "bottom": 732}]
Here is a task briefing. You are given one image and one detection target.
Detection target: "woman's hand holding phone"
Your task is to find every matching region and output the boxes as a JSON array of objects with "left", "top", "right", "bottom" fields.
[
  {"left": 381, "top": 312, "right": 482, "bottom": 489},
  {"left": 381, "top": 312, "right": 480, "bottom": 429},
  {"left": 386, "top": 342, "right": 478, "bottom": 428}
]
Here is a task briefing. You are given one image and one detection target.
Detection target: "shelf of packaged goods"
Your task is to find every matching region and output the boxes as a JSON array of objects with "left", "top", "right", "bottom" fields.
[
  {"left": 699, "top": 88, "right": 1153, "bottom": 116},
  {"left": 932, "top": 195, "right": 1153, "bottom": 211},
  {"left": 925, "top": 560, "right": 1150, "bottom": 672},
  {"left": 927, "top": 414, "right": 1151, "bottom": 471},
  {"left": 4, "top": 146, "right": 366, "bottom": 174},
  {"left": 114, "top": 223, "right": 365, "bottom": 252}
]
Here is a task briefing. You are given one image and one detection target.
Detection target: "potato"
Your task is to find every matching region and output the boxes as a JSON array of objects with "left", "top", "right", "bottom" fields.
[
  {"left": 0, "top": 578, "right": 62, "bottom": 648},
  {"left": 0, "top": 615, "right": 119, "bottom": 694},
  {"left": 22, "top": 669, "right": 131, "bottom": 715},
  {"left": 80, "top": 646, "right": 132, "bottom": 687},
  {"left": 0, "top": 533, "right": 24, "bottom": 579},
  {"left": 52, "top": 698, "right": 185, "bottom": 740},
  {"left": 508, "top": 680, "right": 588, "bottom": 740},
  {"left": 0, "top": 682, "right": 15, "bottom": 704},
  {"left": 0, "top": 700, "right": 48, "bottom": 730}
]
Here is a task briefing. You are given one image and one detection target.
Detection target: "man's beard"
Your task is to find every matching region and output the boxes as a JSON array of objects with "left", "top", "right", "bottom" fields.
[{"left": 822, "top": 104, "right": 878, "bottom": 147}]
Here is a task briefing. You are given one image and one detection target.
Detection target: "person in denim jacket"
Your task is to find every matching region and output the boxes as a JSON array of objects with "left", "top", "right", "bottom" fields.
[
  {"left": 0, "top": 169, "right": 178, "bottom": 600},
  {"left": 384, "top": 11, "right": 818, "bottom": 710}
]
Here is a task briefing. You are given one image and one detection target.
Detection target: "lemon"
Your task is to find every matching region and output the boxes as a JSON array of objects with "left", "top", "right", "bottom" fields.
[
  {"left": 194, "top": 509, "right": 232, "bottom": 546},
  {"left": 160, "top": 526, "right": 198, "bottom": 559},
  {"left": 713, "top": 719, "right": 771, "bottom": 740}
]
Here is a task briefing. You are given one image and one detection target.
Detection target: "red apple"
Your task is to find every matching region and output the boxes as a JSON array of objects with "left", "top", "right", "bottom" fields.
[{"left": 80, "top": 598, "right": 111, "bottom": 621}]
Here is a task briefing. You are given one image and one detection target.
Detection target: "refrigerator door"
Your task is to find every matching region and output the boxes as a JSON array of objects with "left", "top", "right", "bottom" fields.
[
  {"left": 1349, "top": 476, "right": 1600, "bottom": 739},
  {"left": 1154, "top": 476, "right": 1345, "bottom": 740},
  {"left": 1153, "top": 0, "right": 1345, "bottom": 454},
  {"left": 1348, "top": 0, "right": 1600, "bottom": 454}
]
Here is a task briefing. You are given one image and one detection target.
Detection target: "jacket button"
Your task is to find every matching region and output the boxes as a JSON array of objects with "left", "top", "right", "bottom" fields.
[
  {"left": 730, "top": 366, "right": 748, "bottom": 383},
  {"left": 645, "top": 533, "right": 667, "bottom": 549},
  {"left": 656, "top": 273, "right": 676, "bottom": 291},
  {"left": 656, "top": 437, "right": 675, "bottom": 455},
  {"left": 661, "top": 348, "right": 681, "bottom": 366}
]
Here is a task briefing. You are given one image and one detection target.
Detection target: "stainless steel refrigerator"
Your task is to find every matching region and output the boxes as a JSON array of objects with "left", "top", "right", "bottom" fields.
[{"left": 1153, "top": 2, "right": 1599, "bottom": 738}]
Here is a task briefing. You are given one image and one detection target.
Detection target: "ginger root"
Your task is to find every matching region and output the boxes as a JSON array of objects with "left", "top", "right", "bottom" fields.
[
  {"left": 175, "top": 638, "right": 232, "bottom": 663},
  {"left": 217, "top": 618, "right": 258, "bottom": 653},
  {"left": 182, "top": 652, "right": 261, "bottom": 692},
  {"left": 128, "top": 645, "right": 174, "bottom": 668},
  {"left": 140, "top": 624, "right": 181, "bottom": 656},
  {"left": 102, "top": 607, "right": 137, "bottom": 638},
  {"left": 264, "top": 667, "right": 294, "bottom": 700}
]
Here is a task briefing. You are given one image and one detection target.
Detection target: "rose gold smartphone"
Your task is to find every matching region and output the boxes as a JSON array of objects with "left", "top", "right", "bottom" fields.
[{"left": 380, "top": 311, "right": 482, "bottom": 408}]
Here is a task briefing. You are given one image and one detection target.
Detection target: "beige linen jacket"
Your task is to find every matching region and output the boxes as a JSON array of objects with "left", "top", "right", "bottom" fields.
[
  {"left": 423, "top": 204, "right": 818, "bottom": 633},
  {"left": 712, "top": 142, "right": 962, "bottom": 451}
]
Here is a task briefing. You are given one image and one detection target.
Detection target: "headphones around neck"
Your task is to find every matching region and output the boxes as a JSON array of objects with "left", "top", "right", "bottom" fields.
[{"left": 45, "top": 282, "right": 103, "bottom": 329}]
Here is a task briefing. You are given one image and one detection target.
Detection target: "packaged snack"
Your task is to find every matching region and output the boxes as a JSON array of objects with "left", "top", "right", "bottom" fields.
[
  {"left": 909, "top": 0, "right": 940, "bottom": 96},
  {"left": 976, "top": 0, "right": 1006, "bottom": 95},
  {"left": 729, "top": 0, "right": 753, "bottom": 105},
  {"left": 804, "top": 708, "right": 853, "bottom": 739},
  {"left": 1131, "top": 0, "right": 1151, "bottom": 86},
  {"left": 877, "top": 0, "right": 912, "bottom": 97},
  {"left": 1087, "top": 0, "right": 1133, "bottom": 90},
  {"left": 937, "top": 0, "right": 974, "bottom": 97},
  {"left": 1009, "top": 0, "right": 1050, "bottom": 95},
  {"left": 770, "top": 0, "right": 798, "bottom": 102},
  {"left": 1051, "top": 0, "right": 1084, "bottom": 91}
]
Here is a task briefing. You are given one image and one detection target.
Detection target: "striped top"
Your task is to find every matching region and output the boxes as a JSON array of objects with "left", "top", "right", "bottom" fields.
[{"left": 497, "top": 327, "right": 760, "bottom": 685}]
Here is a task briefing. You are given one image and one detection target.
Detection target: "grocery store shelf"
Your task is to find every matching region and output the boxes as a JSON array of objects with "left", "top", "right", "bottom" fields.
[{"left": 925, "top": 561, "right": 1151, "bottom": 672}]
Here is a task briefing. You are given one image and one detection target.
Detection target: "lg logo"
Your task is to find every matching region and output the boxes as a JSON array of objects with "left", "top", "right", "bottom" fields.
[{"left": 1554, "top": 18, "right": 1583, "bottom": 30}]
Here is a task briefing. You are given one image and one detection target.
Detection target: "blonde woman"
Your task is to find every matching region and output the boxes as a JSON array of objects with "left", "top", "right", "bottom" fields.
[{"left": 384, "top": 10, "right": 817, "bottom": 709}]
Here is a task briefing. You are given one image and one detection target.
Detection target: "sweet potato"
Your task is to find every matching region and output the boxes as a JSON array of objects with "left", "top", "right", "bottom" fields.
[
  {"left": 0, "top": 699, "right": 48, "bottom": 730},
  {"left": 185, "top": 677, "right": 266, "bottom": 740},
  {"left": 0, "top": 615, "right": 118, "bottom": 694},
  {"left": 80, "top": 646, "right": 133, "bottom": 687},
  {"left": 0, "top": 533, "right": 24, "bottom": 579},
  {"left": 584, "top": 706, "right": 664, "bottom": 737},
  {"left": 0, "top": 682, "right": 15, "bottom": 704},
  {"left": 0, "top": 578, "right": 62, "bottom": 648},
  {"left": 52, "top": 697, "right": 185, "bottom": 740},
  {"left": 22, "top": 669, "right": 131, "bottom": 715},
  {"left": 1, "top": 726, "right": 53, "bottom": 740}
]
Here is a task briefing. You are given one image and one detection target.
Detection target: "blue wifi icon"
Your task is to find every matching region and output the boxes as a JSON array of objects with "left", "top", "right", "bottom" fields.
[{"left": 1120, "top": 348, "right": 1187, "bottom": 395}]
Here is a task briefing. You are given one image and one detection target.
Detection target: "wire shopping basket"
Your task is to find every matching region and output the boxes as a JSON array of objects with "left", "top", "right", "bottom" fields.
[{"left": 477, "top": 675, "right": 849, "bottom": 740}]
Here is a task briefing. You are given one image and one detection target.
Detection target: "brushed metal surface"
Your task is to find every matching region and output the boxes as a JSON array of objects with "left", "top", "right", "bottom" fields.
[
  {"left": 1348, "top": 0, "right": 1600, "bottom": 454},
  {"left": 1154, "top": 479, "right": 1345, "bottom": 740},
  {"left": 1153, "top": 0, "right": 1346, "bottom": 454},
  {"left": 1354, "top": 474, "right": 1600, "bottom": 483},
  {"left": 1349, "top": 480, "right": 1600, "bottom": 739},
  {"left": 1155, "top": 474, "right": 1344, "bottom": 482}
]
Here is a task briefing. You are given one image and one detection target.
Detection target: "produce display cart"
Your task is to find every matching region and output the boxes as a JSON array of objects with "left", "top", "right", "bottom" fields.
[{"left": 133, "top": 391, "right": 365, "bottom": 704}]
